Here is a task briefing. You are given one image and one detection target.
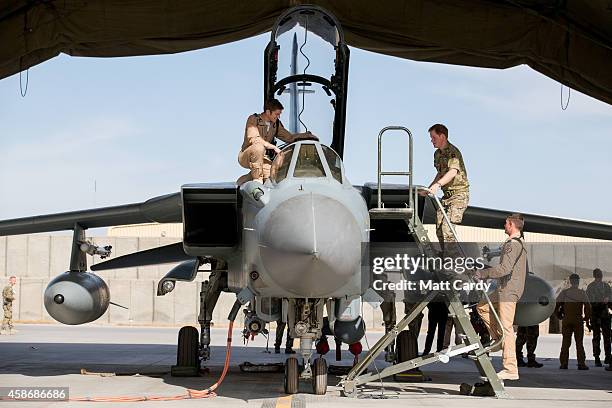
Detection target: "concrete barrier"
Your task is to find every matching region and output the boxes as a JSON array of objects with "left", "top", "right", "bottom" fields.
[{"left": 1, "top": 236, "right": 611, "bottom": 332}]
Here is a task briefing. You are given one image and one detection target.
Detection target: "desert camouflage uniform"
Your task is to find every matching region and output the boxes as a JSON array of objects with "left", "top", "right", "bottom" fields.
[
  {"left": 433, "top": 143, "right": 469, "bottom": 249},
  {"left": 2, "top": 285, "right": 15, "bottom": 331},
  {"left": 586, "top": 280, "right": 611, "bottom": 363}
]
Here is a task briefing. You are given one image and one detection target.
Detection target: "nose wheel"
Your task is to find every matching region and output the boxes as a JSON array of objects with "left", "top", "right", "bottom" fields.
[
  {"left": 312, "top": 357, "right": 328, "bottom": 395},
  {"left": 284, "top": 357, "right": 299, "bottom": 394},
  {"left": 283, "top": 356, "right": 328, "bottom": 395}
]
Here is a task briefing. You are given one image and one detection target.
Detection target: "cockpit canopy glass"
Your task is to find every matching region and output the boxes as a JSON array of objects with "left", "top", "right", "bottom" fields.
[
  {"left": 270, "top": 143, "right": 344, "bottom": 184},
  {"left": 270, "top": 145, "right": 295, "bottom": 184},
  {"left": 321, "top": 145, "right": 343, "bottom": 183},
  {"left": 293, "top": 144, "right": 326, "bottom": 178}
]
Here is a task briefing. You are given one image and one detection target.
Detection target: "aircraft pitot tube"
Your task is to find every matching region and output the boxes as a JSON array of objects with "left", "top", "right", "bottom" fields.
[{"left": 44, "top": 271, "right": 110, "bottom": 325}]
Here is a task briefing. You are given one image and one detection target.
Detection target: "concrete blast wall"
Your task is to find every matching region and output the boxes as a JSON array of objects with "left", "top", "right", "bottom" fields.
[{"left": 1, "top": 236, "right": 611, "bottom": 330}]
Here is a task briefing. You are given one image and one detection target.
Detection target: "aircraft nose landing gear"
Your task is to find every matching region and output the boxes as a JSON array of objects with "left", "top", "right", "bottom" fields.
[
  {"left": 283, "top": 357, "right": 328, "bottom": 395},
  {"left": 283, "top": 336, "right": 328, "bottom": 395}
]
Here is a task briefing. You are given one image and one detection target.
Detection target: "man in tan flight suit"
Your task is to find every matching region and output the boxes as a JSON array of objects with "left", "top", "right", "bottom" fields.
[
  {"left": 1, "top": 276, "right": 17, "bottom": 335},
  {"left": 238, "top": 98, "right": 315, "bottom": 184},
  {"left": 423, "top": 124, "right": 469, "bottom": 255},
  {"left": 555, "top": 273, "right": 591, "bottom": 370},
  {"left": 474, "top": 214, "right": 527, "bottom": 381}
]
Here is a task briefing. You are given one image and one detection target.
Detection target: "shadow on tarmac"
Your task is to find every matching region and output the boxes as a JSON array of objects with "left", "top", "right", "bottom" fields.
[{"left": 0, "top": 341, "right": 610, "bottom": 400}]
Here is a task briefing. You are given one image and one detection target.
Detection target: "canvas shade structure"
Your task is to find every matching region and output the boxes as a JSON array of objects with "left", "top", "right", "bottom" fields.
[{"left": 1, "top": 0, "right": 611, "bottom": 104}]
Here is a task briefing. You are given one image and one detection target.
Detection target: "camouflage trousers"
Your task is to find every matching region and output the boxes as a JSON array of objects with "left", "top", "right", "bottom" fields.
[
  {"left": 590, "top": 311, "right": 611, "bottom": 360},
  {"left": 436, "top": 191, "right": 469, "bottom": 254},
  {"left": 274, "top": 319, "right": 294, "bottom": 349},
  {"left": 516, "top": 325, "right": 540, "bottom": 360},
  {"left": 2, "top": 303, "right": 13, "bottom": 330}
]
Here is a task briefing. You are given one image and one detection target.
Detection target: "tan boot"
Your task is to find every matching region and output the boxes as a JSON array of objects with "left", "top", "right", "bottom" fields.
[
  {"left": 497, "top": 370, "right": 519, "bottom": 380},
  {"left": 249, "top": 163, "right": 264, "bottom": 183}
]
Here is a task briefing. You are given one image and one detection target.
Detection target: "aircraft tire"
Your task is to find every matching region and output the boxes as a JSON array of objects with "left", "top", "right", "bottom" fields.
[
  {"left": 284, "top": 357, "right": 299, "bottom": 394},
  {"left": 176, "top": 326, "right": 199, "bottom": 369},
  {"left": 312, "top": 357, "right": 328, "bottom": 395}
]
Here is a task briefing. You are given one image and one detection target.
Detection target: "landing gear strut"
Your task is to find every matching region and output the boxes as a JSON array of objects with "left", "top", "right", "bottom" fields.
[{"left": 171, "top": 268, "right": 225, "bottom": 377}]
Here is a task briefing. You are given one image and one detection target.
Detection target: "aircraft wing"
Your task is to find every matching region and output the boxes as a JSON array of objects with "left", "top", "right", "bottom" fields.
[
  {"left": 0, "top": 183, "right": 240, "bottom": 270},
  {"left": 0, "top": 192, "right": 183, "bottom": 236},
  {"left": 0, "top": 182, "right": 240, "bottom": 238},
  {"left": 361, "top": 183, "right": 612, "bottom": 241}
]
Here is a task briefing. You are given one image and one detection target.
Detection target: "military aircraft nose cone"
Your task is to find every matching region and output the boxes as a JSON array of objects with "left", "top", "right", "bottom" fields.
[
  {"left": 259, "top": 193, "right": 362, "bottom": 297},
  {"left": 54, "top": 294, "right": 65, "bottom": 304}
]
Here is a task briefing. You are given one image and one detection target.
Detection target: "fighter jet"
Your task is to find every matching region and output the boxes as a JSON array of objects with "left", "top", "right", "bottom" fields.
[{"left": 1, "top": 5, "right": 612, "bottom": 396}]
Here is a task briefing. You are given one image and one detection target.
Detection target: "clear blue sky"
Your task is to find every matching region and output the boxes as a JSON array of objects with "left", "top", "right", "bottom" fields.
[{"left": 1, "top": 31, "right": 611, "bottom": 224}]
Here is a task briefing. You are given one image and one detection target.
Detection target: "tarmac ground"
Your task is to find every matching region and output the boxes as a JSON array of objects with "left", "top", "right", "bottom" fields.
[{"left": 0, "top": 324, "right": 610, "bottom": 407}]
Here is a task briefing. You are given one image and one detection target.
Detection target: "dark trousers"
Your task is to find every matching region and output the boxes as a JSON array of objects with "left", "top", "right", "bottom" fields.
[
  {"left": 591, "top": 311, "right": 611, "bottom": 360},
  {"left": 516, "top": 325, "right": 539, "bottom": 360},
  {"left": 274, "top": 320, "right": 294, "bottom": 349},
  {"left": 423, "top": 304, "right": 448, "bottom": 355},
  {"left": 560, "top": 321, "right": 586, "bottom": 366}
]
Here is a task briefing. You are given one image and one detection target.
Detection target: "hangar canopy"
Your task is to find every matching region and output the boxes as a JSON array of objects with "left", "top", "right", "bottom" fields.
[{"left": 1, "top": 1, "right": 611, "bottom": 104}]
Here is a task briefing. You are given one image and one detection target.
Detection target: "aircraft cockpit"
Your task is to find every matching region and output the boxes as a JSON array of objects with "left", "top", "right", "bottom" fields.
[{"left": 270, "top": 141, "right": 345, "bottom": 185}]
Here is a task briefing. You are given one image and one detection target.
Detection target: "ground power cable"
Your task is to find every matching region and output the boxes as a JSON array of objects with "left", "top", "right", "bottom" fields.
[{"left": 68, "top": 301, "right": 242, "bottom": 402}]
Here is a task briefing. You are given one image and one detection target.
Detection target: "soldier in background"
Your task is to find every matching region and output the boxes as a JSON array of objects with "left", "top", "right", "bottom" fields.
[
  {"left": 586, "top": 268, "right": 611, "bottom": 367},
  {"left": 422, "top": 123, "right": 469, "bottom": 256},
  {"left": 274, "top": 319, "right": 295, "bottom": 354},
  {"left": 1, "top": 276, "right": 17, "bottom": 335},
  {"left": 422, "top": 293, "right": 448, "bottom": 355},
  {"left": 555, "top": 273, "right": 590, "bottom": 370},
  {"left": 516, "top": 325, "right": 544, "bottom": 368}
]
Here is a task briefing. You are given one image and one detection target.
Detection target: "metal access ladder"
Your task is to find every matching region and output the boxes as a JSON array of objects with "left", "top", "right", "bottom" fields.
[
  {"left": 341, "top": 126, "right": 508, "bottom": 398},
  {"left": 368, "top": 126, "right": 416, "bottom": 221}
]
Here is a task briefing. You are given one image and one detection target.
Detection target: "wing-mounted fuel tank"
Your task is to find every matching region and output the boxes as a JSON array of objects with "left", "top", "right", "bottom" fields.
[
  {"left": 44, "top": 271, "right": 110, "bottom": 325},
  {"left": 240, "top": 141, "right": 370, "bottom": 300},
  {"left": 514, "top": 273, "right": 556, "bottom": 326}
]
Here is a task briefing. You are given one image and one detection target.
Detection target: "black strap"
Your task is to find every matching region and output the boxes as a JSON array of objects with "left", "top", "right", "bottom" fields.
[{"left": 498, "top": 238, "right": 526, "bottom": 286}]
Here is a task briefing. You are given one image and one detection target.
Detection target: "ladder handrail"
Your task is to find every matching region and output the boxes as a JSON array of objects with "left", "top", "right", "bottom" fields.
[
  {"left": 420, "top": 187, "right": 505, "bottom": 354},
  {"left": 376, "top": 126, "right": 413, "bottom": 210}
]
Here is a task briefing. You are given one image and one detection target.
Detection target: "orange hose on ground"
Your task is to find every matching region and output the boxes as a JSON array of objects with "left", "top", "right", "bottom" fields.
[{"left": 69, "top": 321, "right": 235, "bottom": 402}]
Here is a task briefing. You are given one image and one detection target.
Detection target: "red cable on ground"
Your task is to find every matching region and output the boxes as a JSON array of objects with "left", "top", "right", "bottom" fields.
[{"left": 69, "top": 321, "right": 235, "bottom": 403}]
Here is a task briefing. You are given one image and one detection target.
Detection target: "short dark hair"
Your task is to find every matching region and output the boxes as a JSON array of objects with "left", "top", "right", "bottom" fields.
[
  {"left": 507, "top": 213, "right": 524, "bottom": 231},
  {"left": 428, "top": 124, "right": 448, "bottom": 138},
  {"left": 264, "top": 98, "right": 284, "bottom": 112},
  {"left": 593, "top": 268, "right": 603, "bottom": 278},
  {"left": 569, "top": 273, "right": 580, "bottom": 284}
]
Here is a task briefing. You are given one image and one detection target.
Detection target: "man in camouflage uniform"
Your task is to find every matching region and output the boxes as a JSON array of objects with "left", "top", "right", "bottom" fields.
[
  {"left": 555, "top": 273, "right": 590, "bottom": 370},
  {"left": 516, "top": 325, "right": 543, "bottom": 368},
  {"left": 423, "top": 124, "right": 469, "bottom": 255},
  {"left": 237, "top": 98, "right": 316, "bottom": 184},
  {"left": 586, "top": 268, "right": 611, "bottom": 367},
  {"left": 274, "top": 318, "right": 295, "bottom": 354},
  {"left": 1, "top": 276, "right": 17, "bottom": 335}
]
